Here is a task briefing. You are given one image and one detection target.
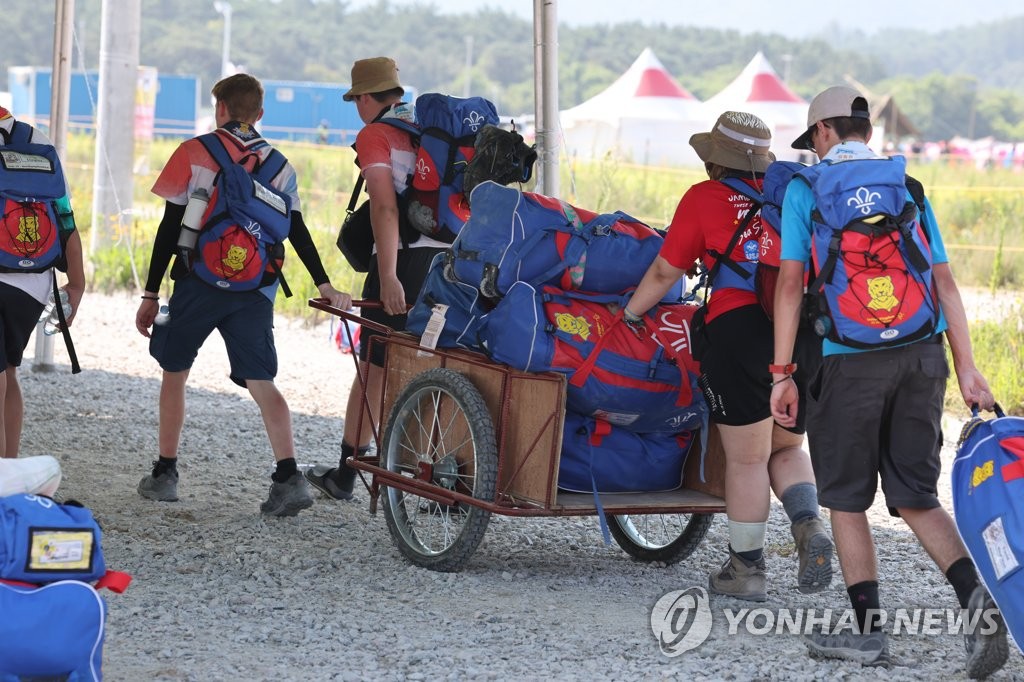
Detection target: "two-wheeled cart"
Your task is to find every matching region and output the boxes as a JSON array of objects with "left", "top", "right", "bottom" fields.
[{"left": 313, "top": 299, "right": 727, "bottom": 572}]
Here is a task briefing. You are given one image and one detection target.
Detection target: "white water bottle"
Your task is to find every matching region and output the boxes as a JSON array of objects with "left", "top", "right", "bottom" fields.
[
  {"left": 41, "top": 288, "right": 72, "bottom": 336},
  {"left": 177, "top": 187, "right": 210, "bottom": 257},
  {"left": 154, "top": 304, "right": 171, "bottom": 326}
]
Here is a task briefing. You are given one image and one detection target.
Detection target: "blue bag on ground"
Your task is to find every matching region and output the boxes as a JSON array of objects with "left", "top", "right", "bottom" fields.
[
  {"left": 0, "top": 494, "right": 105, "bottom": 583},
  {"left": 558, "top": 414, "right": 694, "bottom": 493},
  {"left": 0, "top": 579, "right": 106, "bottom": 681},
  {"left": 406, "top": 252, "right": 491, "bottom": 351},
  {"left": 952, "top": 405, "right": 1024, "bottom": 653},
  {"left": 449, "top": 182, "right": 670, "bottom": 300}
]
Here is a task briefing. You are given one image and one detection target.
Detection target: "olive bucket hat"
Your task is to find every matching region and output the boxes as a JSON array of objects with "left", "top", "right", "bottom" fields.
[
  {"left": 342, "top": 57, "right": 404, "bottom": 101},
  {"left": 690, "top": 111, "right": 775, "bottom": 173}
]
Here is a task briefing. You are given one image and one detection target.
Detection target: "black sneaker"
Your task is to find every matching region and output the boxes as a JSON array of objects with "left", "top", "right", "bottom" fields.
[
  {"left": 138, "top": 463, "right": 179, "bottom": 502},
  {"left": 304, "top": 465, "right": 356, "bottom": 501},
  {"left": 964, "top": 585, "right": 1008, "bottom": 679},
  {"left": 260, "top": 471, "right": 314, "bottom": 517},
  {"left": 805, "top": 629, "right": 891, "bottom": 667}
]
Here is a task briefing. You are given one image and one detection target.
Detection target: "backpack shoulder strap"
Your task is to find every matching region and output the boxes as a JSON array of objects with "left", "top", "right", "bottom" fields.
[
  {"left": 379, "top": 117, "right": 420, "bottom": 139},
  {"left": 254, "top": 147, "right": 288, "bottom": 186},
  {"left": 197, "top": 131, "right": 234, "bottom": 172},
  {"left": 705, "top": 178, "right": 763, "bottom": 285},
  {"left": 904, "top": 173, "right": 926, "bottom": 215},
  {"left": 718, "top": 176, "right": 764, "bottom": 205},
  {"left": 10, "top": 120, "right": 35, "bottom": 146}
]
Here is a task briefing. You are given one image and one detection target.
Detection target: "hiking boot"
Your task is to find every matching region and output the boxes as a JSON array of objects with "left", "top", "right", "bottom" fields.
[
  {"left": 964, "top": 585, "right": 1008, "bottom": 679},
  {"left": 708, "top": 550, "right": 767, "bottom": 602},
  {"left": 260, "top": 471, "right": 314, "bottom": 517},
  {"left": 792, "top": 516, "right": 834, "bottom": 593},
  {"left": 138, "top": 464, "right": 179, "bottom": 502},
  {"left": 304, "top": 464, "right": 356, "bottom": 501},
  {"left": 805, "top": 629, "right": 890, "bottom": 667}
]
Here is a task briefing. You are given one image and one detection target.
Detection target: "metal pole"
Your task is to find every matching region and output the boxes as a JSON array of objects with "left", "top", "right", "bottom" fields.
[
  {"left": 533, "top": 0, "right": 559, "bottom": 197},
  {"left": 214, "top": 2, "right": 232, "bottom": 78},
  {"left": 34, "top": 0, "right": 75, "bottom": 372},
  {"left": 90, "top": 0, "right": 140, "bottom": 253}
]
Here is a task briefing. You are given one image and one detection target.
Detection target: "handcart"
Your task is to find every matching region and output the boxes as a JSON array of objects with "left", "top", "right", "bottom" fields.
[{"left": 312, "top": 299, "right": 727, "bottom": 572}]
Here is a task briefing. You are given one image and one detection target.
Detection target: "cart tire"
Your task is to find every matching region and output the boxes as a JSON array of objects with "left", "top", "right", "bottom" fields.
[
  {"left": 380, "top": 367, "right": 497, "bottom": 572},
  {"left": 606, "top": 513, "right": 714, "bottom": 564}
]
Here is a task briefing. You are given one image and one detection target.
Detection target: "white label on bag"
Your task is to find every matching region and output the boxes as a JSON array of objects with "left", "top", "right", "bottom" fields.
[
  {"left": 418, "top": 304, "right": 448, "bottom": 357},
  {"left": 982, "top": 516, "right": 1019, "bottom": 579},
  {"left": 1, "top": 150, "right": 53, "bottom": 172}
]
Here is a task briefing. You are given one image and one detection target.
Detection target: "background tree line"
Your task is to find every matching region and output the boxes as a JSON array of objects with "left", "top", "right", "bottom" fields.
[{"left": 7, "top": 0, "right": 1024, "bottom": 141}]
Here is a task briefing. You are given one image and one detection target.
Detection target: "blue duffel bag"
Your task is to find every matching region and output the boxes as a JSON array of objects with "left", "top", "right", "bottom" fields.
[
  {"left": 558, "top": 413, "right": 695, "bottom": 493},
  {"left": 952, "top": 404, "right": 1024, "bottom": 653},
  {"left": 406, "top": 252, "right": 491, "bottom": 351}
]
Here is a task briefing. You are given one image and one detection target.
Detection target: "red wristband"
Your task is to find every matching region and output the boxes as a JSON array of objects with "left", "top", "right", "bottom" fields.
[{"left": 768, "top": 363, "right": 798, "bottom": 376}]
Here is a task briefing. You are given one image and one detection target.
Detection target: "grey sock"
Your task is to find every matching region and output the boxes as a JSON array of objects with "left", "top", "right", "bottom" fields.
[{"left": 781, "top": 482, "right": 820, "bottom": 524}]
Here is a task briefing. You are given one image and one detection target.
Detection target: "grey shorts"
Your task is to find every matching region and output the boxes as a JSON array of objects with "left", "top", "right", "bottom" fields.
[{"left": 806, "top": 335, "right": 948, "bottom": 515}]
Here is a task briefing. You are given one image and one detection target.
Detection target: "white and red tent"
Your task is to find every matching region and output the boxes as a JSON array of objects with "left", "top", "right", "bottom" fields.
[
  {"left": 560, "top": 48, "right": 706, "bottom": 167},
  {"left": 702, "top": 52, "right": 809, "bottom": 162}
]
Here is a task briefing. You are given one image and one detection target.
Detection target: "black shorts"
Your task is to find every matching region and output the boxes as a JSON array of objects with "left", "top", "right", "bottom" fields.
[
  {"left": 806, "top": 336, "right": 947, "bottom": 515},
  {"left": 360, "top": 246, "right": 447, "bottom": 366},
  {"left": 0, "top": 282, "right": 46, "bottom": 368},
  {"left": 697, "top": 304, "right": 820, "bottom": 432}
]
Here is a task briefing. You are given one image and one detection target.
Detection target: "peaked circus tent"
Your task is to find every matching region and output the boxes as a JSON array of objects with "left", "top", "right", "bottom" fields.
[
  {"left": 560, "top": 48, "right": 706, "bottom": 167},
  {"left": 702, "top": 52, "right": 809, "bottom": 161}
]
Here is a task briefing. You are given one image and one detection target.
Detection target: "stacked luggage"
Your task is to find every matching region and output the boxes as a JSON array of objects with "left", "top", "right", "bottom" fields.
[{"left": 407, "top": 181, "right": 708, "bottom": 494}]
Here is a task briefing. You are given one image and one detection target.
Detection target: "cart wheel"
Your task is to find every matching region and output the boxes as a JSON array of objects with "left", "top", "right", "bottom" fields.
[
  {"left": 380, "top": 367, "right": 498, "bottom": 572},
  {"left": 606, "top": 513, "right": 714, "bottom": 564},
  {"left": 479, "top": 264, "right": 501, "bottom": 300}
]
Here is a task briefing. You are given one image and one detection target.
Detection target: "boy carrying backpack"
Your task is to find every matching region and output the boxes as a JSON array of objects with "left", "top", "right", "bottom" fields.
[
  {"left": 0, "top": 107, "right": 86, "bottom": 456},
  {"left": 770, "top": 85, "right": 1008, "bottom": 676},
  {"left": 134, "top": 74, "right": 351, "bottom": 516}
]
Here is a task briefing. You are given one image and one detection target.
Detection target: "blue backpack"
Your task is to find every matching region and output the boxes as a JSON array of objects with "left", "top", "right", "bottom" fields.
[
  {"left": 384, "top": 94, "right": 501, "bottom": 243},
  {"left": 756, "top": 160, "right": 807, "bottom": 319},
  {"left": 405, "top": 251, "right": 492, "bottom": 351},
  {"left": 952, "top": 405, "right": 1024, "bottom": 654},
  {"left": 799, "top": 156, "right": 939, "bottom": 348},
  {"left": 191, "top": 133, "right": 293, "bottom": 293},
  {"left": 0, "top": 121, "right": 71, "bottom": 272}
]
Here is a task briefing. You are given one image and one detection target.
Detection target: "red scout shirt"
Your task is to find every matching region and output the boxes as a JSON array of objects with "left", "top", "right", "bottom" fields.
[{"left": 660, "top": 177, "right": 764, "bottom": 322}]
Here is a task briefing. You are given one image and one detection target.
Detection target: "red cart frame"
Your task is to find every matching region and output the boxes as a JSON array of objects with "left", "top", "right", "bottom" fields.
[{"left": 312, "top": 299, "right": 726, "bottom": 571}]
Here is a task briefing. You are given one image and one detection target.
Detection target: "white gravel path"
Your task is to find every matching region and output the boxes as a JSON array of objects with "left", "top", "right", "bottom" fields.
[{"left": 16, "top": 289, "right": 1023, "bottom": 681}]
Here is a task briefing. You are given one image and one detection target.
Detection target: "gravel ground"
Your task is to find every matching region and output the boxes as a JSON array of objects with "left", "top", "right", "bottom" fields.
[{"left": 17, "top": 289, "right": 1024, "bottom": 682}]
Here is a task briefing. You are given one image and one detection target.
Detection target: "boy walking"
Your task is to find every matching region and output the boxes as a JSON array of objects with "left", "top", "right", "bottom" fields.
[
  {"left": 770, "top": 86, "right": 1008, "bottom": 677},
  {"left": 134, "top": 74, "right": 351, "bottom": 516}
]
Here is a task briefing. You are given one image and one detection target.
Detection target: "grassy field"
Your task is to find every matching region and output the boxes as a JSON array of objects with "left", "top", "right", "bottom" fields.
[{"left": 62, "top": 133, "right": 1024, "bottom": 412}]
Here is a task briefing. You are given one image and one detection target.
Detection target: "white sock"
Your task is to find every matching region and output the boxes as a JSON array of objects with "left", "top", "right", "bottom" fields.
[{"left": 728, "top": 519, "right": 767, "bottom": 554}]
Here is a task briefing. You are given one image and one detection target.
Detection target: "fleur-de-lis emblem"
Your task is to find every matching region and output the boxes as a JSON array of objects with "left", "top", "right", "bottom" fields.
[
  {"left": 464, "top": 110, "right": 486, "bottom": 132},
  {"left": 415, "top": 157, "right": 430, "bottom": 180},
  {"left": 847, "top": 187, "right": 881, "bottom": 215}
]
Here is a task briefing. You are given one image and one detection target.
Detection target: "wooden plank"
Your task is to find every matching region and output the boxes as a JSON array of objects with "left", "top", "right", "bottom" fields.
[
  {"left": 380, "top": 338, "right": 565, "bottom": 508},
  {"left": 682, "top": 427, "right": 726, "bottom": 499}
]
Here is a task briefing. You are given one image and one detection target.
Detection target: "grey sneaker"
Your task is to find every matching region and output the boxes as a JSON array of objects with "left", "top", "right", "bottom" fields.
[
  {"left": 138, "top": 465, "right": 179, "bottom": 502},
  {"left": 304, "top": 464, "right": 356, "bottom": 501},
  {"left": 708, "top": 550, "right": 767, "bottom": 602},
  {"left": 792, "top": 516, "right": 834, "bottom": 593},
  {"left": 964, "top": 585, "right": 1008, "bottom": 679},
  {"left": 260, "top": 471, "right": 314, "bottom": 517},
  {"left": 805, "top": 629, "right": 891, "bottom": 667}
]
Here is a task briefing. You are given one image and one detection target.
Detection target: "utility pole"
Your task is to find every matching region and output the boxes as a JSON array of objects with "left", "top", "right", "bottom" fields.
[
  {"left": 34, "top": 0, "right": 75, "bottom": 372},
  {"left": 90, "top": 0, "right": 140, "bottom": 253},
  {"left": 214, "top": 2, "right": 233, "bottom": 79},
  {"left": 533, "top": 0, "right": 559, "bottom": 198}
]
